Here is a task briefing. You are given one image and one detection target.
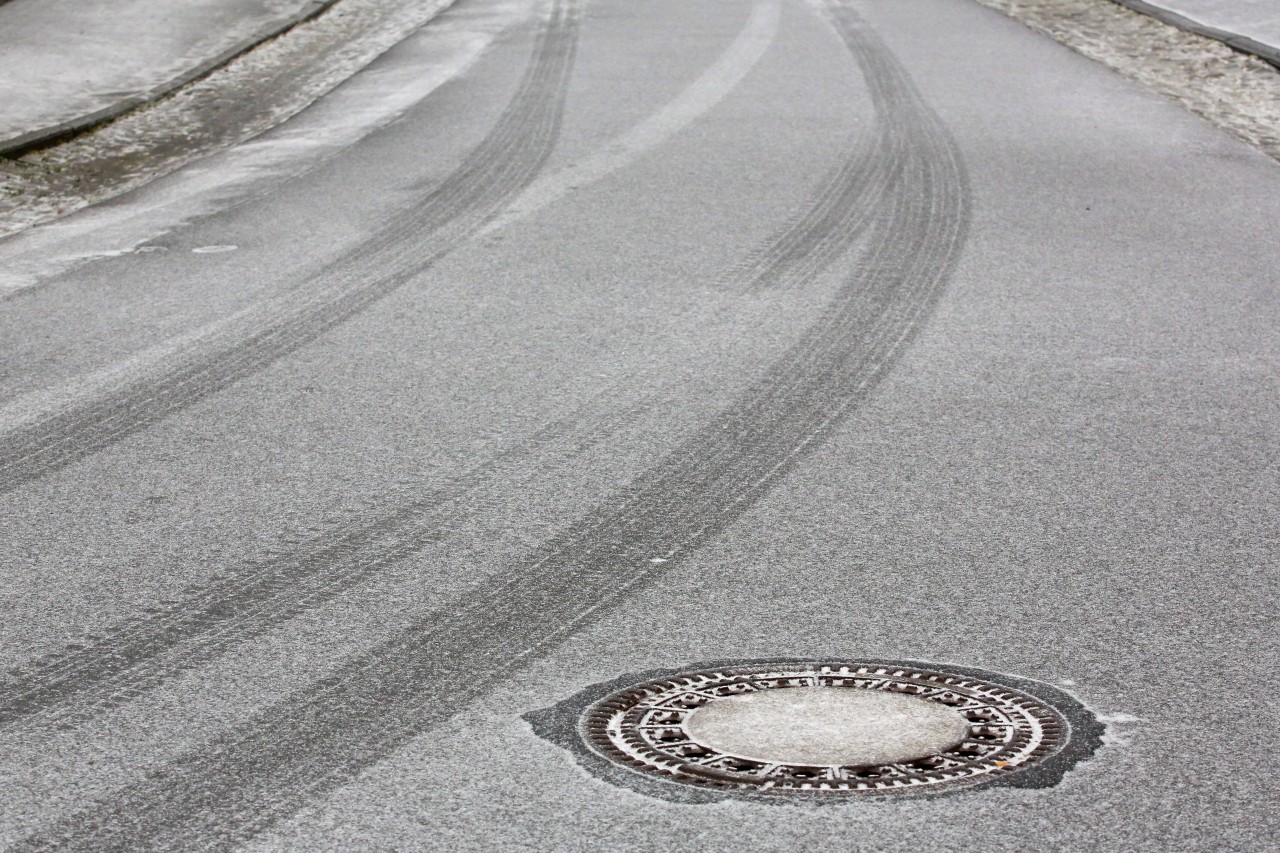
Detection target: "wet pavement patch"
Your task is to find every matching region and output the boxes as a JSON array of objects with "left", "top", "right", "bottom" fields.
[{"left": 525, "top": 659, "right": 1104, "bottom": 803}]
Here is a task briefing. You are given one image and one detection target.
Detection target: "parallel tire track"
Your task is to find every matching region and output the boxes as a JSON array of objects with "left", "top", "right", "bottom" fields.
[
  {"left": 729, "top": 120, "right": 891, "bottom": 292},
  {"left": 0, "top": 0, "right": 581, "bottom": 496},
  {"left": 0, "top": 0, "right": 820, "bottom": 738},
  {"left": 17, "top": 2, "right": 970, "bottom": 848},
  {"left": 0, "top": 0, "right": 585, "bottom": 735},
  {"left": 0, "top": 392, "right": 646, "bottom": 735}
]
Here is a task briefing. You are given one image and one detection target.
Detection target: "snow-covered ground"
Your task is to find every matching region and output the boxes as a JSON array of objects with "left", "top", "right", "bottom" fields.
[
  {"left": 1126, "top": 0, "right": 1280, "bottom": 54},
  {"left": 0, "top": 0, "right": 515, "bottom": 295},
  {"left": 0, "top": 0, "right": 318, "bottom": 143}
]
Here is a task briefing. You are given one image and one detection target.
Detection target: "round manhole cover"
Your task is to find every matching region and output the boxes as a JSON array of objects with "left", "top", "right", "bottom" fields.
[{"left": 576, "top": 661, "right": 1088, "bottom": 795}]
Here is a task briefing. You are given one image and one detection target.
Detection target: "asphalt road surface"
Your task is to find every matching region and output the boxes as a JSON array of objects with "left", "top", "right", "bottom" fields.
[{"left": 1, "top": 0, "right": 1278, "bottom": 849}]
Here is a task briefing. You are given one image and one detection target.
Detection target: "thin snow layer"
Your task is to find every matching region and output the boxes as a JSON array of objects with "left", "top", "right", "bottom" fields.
[
  {"left": 0, "top": 0, "right": 469, "bottom": 244},
  {"left": 0, "top": 0, "right": 315, "bottom": 141},
  {"left": 0, "top": 0, "right": 524, "bottom": 298},
  {"left": 975, "top": 0, "right": 1280, "bottom": 162},
  {"left": 1142, "top": 0, "right": 1280, "bottom": 47}
]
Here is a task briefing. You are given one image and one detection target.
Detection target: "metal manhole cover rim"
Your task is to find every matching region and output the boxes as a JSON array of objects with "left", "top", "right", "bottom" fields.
[{"left": 579, "top": 660, "right": 1073, "bottom": 795}]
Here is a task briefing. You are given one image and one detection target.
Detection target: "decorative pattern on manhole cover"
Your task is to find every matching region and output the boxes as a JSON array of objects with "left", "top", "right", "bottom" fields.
[{"left": 579, "top": 662, "right": 1072, "bottom": 794}]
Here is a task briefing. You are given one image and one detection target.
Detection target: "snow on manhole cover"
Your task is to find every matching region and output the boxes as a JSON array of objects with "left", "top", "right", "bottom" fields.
[{"left": 533, "top": 660, "right": 1103, "bottom": 798}]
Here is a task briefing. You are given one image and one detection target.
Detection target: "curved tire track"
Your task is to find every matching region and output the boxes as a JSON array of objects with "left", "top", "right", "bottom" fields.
[
  {"left": 0, "top": 0, "right": 583, "bottom": 735},
  {"left": 0, "top": 393, "right": 646, "bottom": 735},
  {"left": 17, "top": 2, "right": 970, "bottom": 848},
  {"left": 0, "top": 0, "right": 819, "bottom": 738},
  {"left": 0, "top": 0, "right": 581, "bottom": 497}
]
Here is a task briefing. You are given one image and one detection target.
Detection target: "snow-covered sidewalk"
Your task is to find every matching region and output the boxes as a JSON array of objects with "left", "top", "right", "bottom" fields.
[
  {"left": 0, "top": 0, "right": 329, "bottom": 151},
  {"left": 1116, "top": 0, "right": 1280, "bottom": 65}
]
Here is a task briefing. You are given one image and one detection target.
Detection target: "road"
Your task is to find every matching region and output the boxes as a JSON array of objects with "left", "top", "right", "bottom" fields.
[{"left": 1, "top": 0, "right": 1277, "bottom": 848}]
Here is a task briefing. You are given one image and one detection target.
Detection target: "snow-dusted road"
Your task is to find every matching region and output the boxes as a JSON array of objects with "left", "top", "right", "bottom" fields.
[{"left": 1, "top": 0, "right": 1278, "bottom": 849}]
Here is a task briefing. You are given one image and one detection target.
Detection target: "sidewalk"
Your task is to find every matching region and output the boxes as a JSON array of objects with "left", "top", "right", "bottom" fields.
[
  {"left": 0, "top": 0, "right": 332, "bottom": 154},
  {"left": 1115, "top": 0, "right": 1280, "bottom": 66}
]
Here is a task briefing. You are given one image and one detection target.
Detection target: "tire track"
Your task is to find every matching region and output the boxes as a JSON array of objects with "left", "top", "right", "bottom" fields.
[
  {"left": 0, "top": 0, "right": 783, "bottom": 737},
  {"left": 17, "top": 2, "right": 970, "bottom": 848},
  {"left": 0, "top": 0, "right": 780, "bottom": 443},
  {"left": 727, "top": 120, "right": 890, "bottom": 292},
  {"left": 0, "top": 392, "right": 648, "bottom": 735},
  {"left": 730, "top": 1, "right": 916, "bottom": 294},
  {"left": 0, "top": 0, "right": 581, "bottom": 496},
  {"left": 0, "top": 0, "right": 793, "bottom": 732}
]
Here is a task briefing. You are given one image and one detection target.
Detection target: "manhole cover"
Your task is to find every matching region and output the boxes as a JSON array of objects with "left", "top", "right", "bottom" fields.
[{"left": 576, "top": 661, "right": 1082, "bottom": 795}]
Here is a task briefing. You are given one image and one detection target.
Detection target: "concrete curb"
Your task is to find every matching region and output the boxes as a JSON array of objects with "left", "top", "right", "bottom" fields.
[
  {"left": 1110, "top": 0, "right": 1280, "bottom": 69},
  {"left": 0, "top": 0, "right": 341, "bottom": 158}
]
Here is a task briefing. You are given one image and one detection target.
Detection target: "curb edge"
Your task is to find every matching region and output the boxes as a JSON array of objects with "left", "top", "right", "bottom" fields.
[
  {"left": 1109, "top": 0, "right": 1280, "bottom": 70},
  {"left": 0, "top": 0, "right": 340, "bottom": 158}
]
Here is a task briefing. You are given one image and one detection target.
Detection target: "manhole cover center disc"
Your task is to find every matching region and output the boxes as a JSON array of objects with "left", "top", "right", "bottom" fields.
[{"left": 685, "top": 687, "right": 968, "bottom": 767}]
